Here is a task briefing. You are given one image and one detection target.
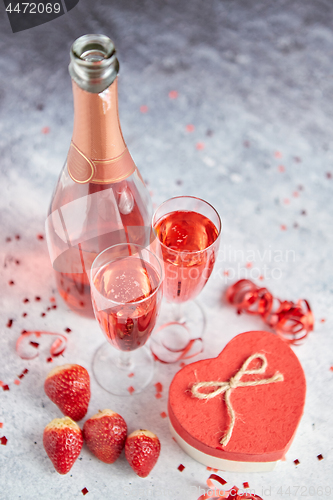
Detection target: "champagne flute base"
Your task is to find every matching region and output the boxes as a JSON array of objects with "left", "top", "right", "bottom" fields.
[
  {"left": 150, "top": 300, "right": 206, "bottom": 363},
  {"left": 92, "top": 342, "right": 154, "bottom": 396}
]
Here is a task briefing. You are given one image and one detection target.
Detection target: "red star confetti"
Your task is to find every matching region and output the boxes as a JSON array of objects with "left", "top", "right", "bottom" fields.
[
  {"left": 128, "top": 372, "right": 134, "bottom": 378},
  {"left": 196, "top": 142, "right": 205, "bottom": 150},
  {"left": 243, "top": 482, "right": 250, "bottom": 489},
  {"left": 81, "top": 487, "right": 89, "bottom": 495},
  {"left": 0, "top": 436, "right": 8, "bottom": 445},
  {"left": 14, "top": 380, "right": 20, "bottom": 386},
  {"left": 178, "top": 464, "right": 185, "bottom": 472},
  {"left": 140, "top": 105, "right": 148, "bottom": 113},
  {"left": 42, "top": 126, "right": 50, "bottom": 134},
  {"left": 160, "top": 412, "right": 167, "bottom": 419},
  {"left": 245, "top": 262, "right": 253, "bottom": 268},
  {"left": 127, "top": 386, "right": 135, "bottom": 395},
  {"left": 320, "top": 318, "right": 326, "bottom": 323},
  {"left": 186, "top": 124, "right": 195, "bottom": 132},
  {"left": 168, "top": 90, "right": 178, "bottom": 99}
]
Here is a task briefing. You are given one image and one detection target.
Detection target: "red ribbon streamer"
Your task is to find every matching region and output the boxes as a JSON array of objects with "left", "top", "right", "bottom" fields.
[
  {"left": 16, "top": 331, "right": 68, "bottom": 360},
  {"left": 197, "top": 476, "right": 263, "bottom": 500},
  {"left": 226, "top": 280, "right": 314, "bottom": 345}
]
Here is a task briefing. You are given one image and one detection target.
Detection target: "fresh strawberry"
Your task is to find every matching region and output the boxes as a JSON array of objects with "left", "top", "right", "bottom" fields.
[
  {"left": 43, "top": 417, "right": 83, "bottom": 474},
  {"left": 44, "top": 364, "right": 90, "bottom": 421},
  {"left": 125, "top": 429, "right": 160, "bottom": 478},
  {"left": 83, "top": 409, "right": 127, "bottom": 463}
]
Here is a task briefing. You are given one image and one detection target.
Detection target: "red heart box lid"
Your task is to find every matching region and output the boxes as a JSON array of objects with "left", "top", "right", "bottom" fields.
[{"left": 168, "top": 330, "right": 306, "bottom": 463}]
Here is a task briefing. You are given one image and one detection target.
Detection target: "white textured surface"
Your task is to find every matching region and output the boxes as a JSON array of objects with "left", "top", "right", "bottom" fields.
[{"left": 0, "top": 1, "right": 332, "bottom": 499}]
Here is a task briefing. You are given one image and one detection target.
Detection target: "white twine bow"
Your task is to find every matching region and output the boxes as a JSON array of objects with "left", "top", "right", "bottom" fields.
[{"left": 191, "top": 353, "right": 284, "bottom": 447}]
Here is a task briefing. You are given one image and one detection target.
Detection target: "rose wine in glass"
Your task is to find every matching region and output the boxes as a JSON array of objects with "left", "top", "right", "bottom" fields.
[
  {"left": 91, "top": 243, "right": 163, "bottom": 396},
  {"left": 151, "top": 196, "right": 221, "bottom": 363},
  {"left": 46, "top": 35, "right": 152, "bottom": 318}
]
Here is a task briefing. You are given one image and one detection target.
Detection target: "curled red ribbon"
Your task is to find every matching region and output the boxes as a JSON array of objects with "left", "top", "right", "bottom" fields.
[
  {"left": 197, "top": 476, "right": 263, "bottom": 500},
  {"left": 226, "top": 280, "right": 314, "bottom": 345},
  {"left": 16, "top": 331, "right": 68, "bottom": 360}
]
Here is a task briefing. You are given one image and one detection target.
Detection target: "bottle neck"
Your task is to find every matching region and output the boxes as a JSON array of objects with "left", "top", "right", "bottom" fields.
[
  {"left": 67, "top": 79, "right": 136, "bottom": 185},
  {"left": 72, "top": 78, "right": 126, "bottom": 161}
]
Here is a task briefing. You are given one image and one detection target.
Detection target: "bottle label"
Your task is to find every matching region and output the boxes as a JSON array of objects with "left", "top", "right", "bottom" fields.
[{"left": 67, "top": 142, "right": 136, "bottom": 184}]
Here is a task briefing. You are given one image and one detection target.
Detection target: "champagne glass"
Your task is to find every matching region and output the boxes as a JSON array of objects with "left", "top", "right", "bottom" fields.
[
  {"left": 90, "top": 243, "right": 163, "bottom": 395},
  {"left": 150, "top": 196, "right": 221, "bottom": 362}
]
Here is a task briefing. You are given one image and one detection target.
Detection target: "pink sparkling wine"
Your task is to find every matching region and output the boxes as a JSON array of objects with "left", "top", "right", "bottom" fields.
[
  {"left": 154, "top": 210, "right": 219, "bottom": 302},
  {"left": 93, "top": 257, "right": 161, "bottom": 351}
]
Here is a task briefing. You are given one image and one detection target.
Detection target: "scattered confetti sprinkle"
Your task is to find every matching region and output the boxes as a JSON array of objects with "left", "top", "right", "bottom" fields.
[
  {"left": 294, "top": 459, "right": 300, "bottom": 465},
  {"left": 160, "top": 412, "right": 167, "bottom": 419},
  {"left": 206, "top": 467, "right": 218, "bottom": 472},
  {"left": 64, "top": 327, "right": 72, "bottom": 333},
  {"left": 206, "top": 129, "right": 214, "bottom": 136},
  {"left": 81, "top": 487, "right": 89, "bottom": 496},
  {"left": 223, "top": 270, "right": 229, "bottom": 276},
  {"left": 16, "top": 331, "right": 67, "bottom": 360},
  {"left": 50, "top": 297, "right": 56, "bottom": 303},
  {"left": 127, "top": 372, "right": 134, "bottom": 378},
  {"left": 6, "top": 237, "right": 11, "bottom": 242},
  {"left": 22, "top": 313, "right": 27, "bottom": 317},
  {"left": 317, "top": 454, "right": 324, "bottom": 461},
  {"left": 155, "top": 392, "right": 162, "bottom": 399},
  {"left": 47, "top": 357, "right": 53, "bottom": 363},
  {"left": 15, "top": 234, "right": 20, "bottom": 240},
  {"left": 301, "top": 210, "right": 307, "bottom": 216},
  {"left": 274, "top": 151, "right": 282, "bottom": 159},
  {"left": 23, "top": 369, "right": 28, "bottom": 375},
  {"left": 175, "top": 179, "right": 183, "bottom": 186},
  {"left": 283, "top": 198, "right": 290, "bottom": 204},
  {"left": 280, "top": 224, "right": 287, "bottom": 231},
  {"left": 294, "top": 156, "right": 302, "bottom": 163},
  {"left": 2, "top": 385, "right": 9, "bottom": 391},
  {"left": 37, "top": 234, "right": 44, "bottom": 240},
  {"left": 0, "top": 436, "right": 8, "bottom": 445},
  {"left": 23, "top": 298, "right": 29, "bottom": 303},
  {"left": 30, "top": 341, "right": 39, "bottom": 349},
  {"left": 292, "top": 191, "right": 299, "bottom": 197},
  {"left": 35, "top": 296, "right": 41, "bottom": 301},
  {"left": 278, "top": 165, "right": 285, "bottom": 173},
  {"left": 6, "top": 319, "right": 13, "bottom": 328},
  {"left": 245, "top": 262, "right": 252, "bottom": 269},
  {"left": 41, "top": 126, "right": 50, "bottom": 134},
  {"left": 326, "top": 172, "right": 332, "bottom": 179},
  {"left": 140, "top": 105, "right": 148, "bottom": 113},
  {"left": 127, "top": 386, "right": 135, "bottom": 395},
  {"left": 330, "top": 366, "right": 333, "bottom": 372},
  {"left": 243, "top": 481, "right": 250, "bottom": 488},
  {"left": 169, "top": 90, "right": 178, "bottom": 99},
  {"left": 180, "top": 362, "right": 186, "bottom": 367},
  {"left": 186, "top": 124, "right": 195, "bottom": 132},
  {"left": 8, "top": 280, "right": 15, "bottom": 286},
  {"left": 0, "top": 423, "right": 3, "bottom": 428},
  {"left": 0, "top": 381, "right": 3, "bottom": 387},
  {"left": 14, "top": 380, "right": 20, "bottom": 386},
  {"left": 178, "top": 464, "right": 185, "bottom": 472},
  {"left": 155, "top": 382, "right": 163, "bottom": 393},
  {"left": 196, "top": 142, "right": 205, "bottom": 150}
]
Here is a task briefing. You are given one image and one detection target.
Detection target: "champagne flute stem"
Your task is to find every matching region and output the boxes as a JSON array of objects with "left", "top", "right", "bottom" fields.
[
  {"left": 117, "top": 350, "right": 134, "bottom": 370},
  {"left": 173, "top": 302, "right": 184, "bottom": 323}
]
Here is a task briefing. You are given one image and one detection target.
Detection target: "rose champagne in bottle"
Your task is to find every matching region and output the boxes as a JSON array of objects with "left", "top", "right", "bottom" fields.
[{"left": 46, "top": 34, "right": 152, "bottom": 318}]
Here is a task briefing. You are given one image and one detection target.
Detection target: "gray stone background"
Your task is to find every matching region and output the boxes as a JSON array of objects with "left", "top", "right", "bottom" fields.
[{"left": 0, "top": 0, "right": 332, "bottom": 499}]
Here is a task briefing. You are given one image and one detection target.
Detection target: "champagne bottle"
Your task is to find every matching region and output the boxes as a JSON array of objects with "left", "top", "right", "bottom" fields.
[{"left": 46, "top": 34, "right": 152, "bottom": 318}]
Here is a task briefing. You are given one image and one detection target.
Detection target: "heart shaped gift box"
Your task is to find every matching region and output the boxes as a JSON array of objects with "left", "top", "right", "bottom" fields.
[{"left": 168, "top": 330, "right": 306, "bottom": 472}]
